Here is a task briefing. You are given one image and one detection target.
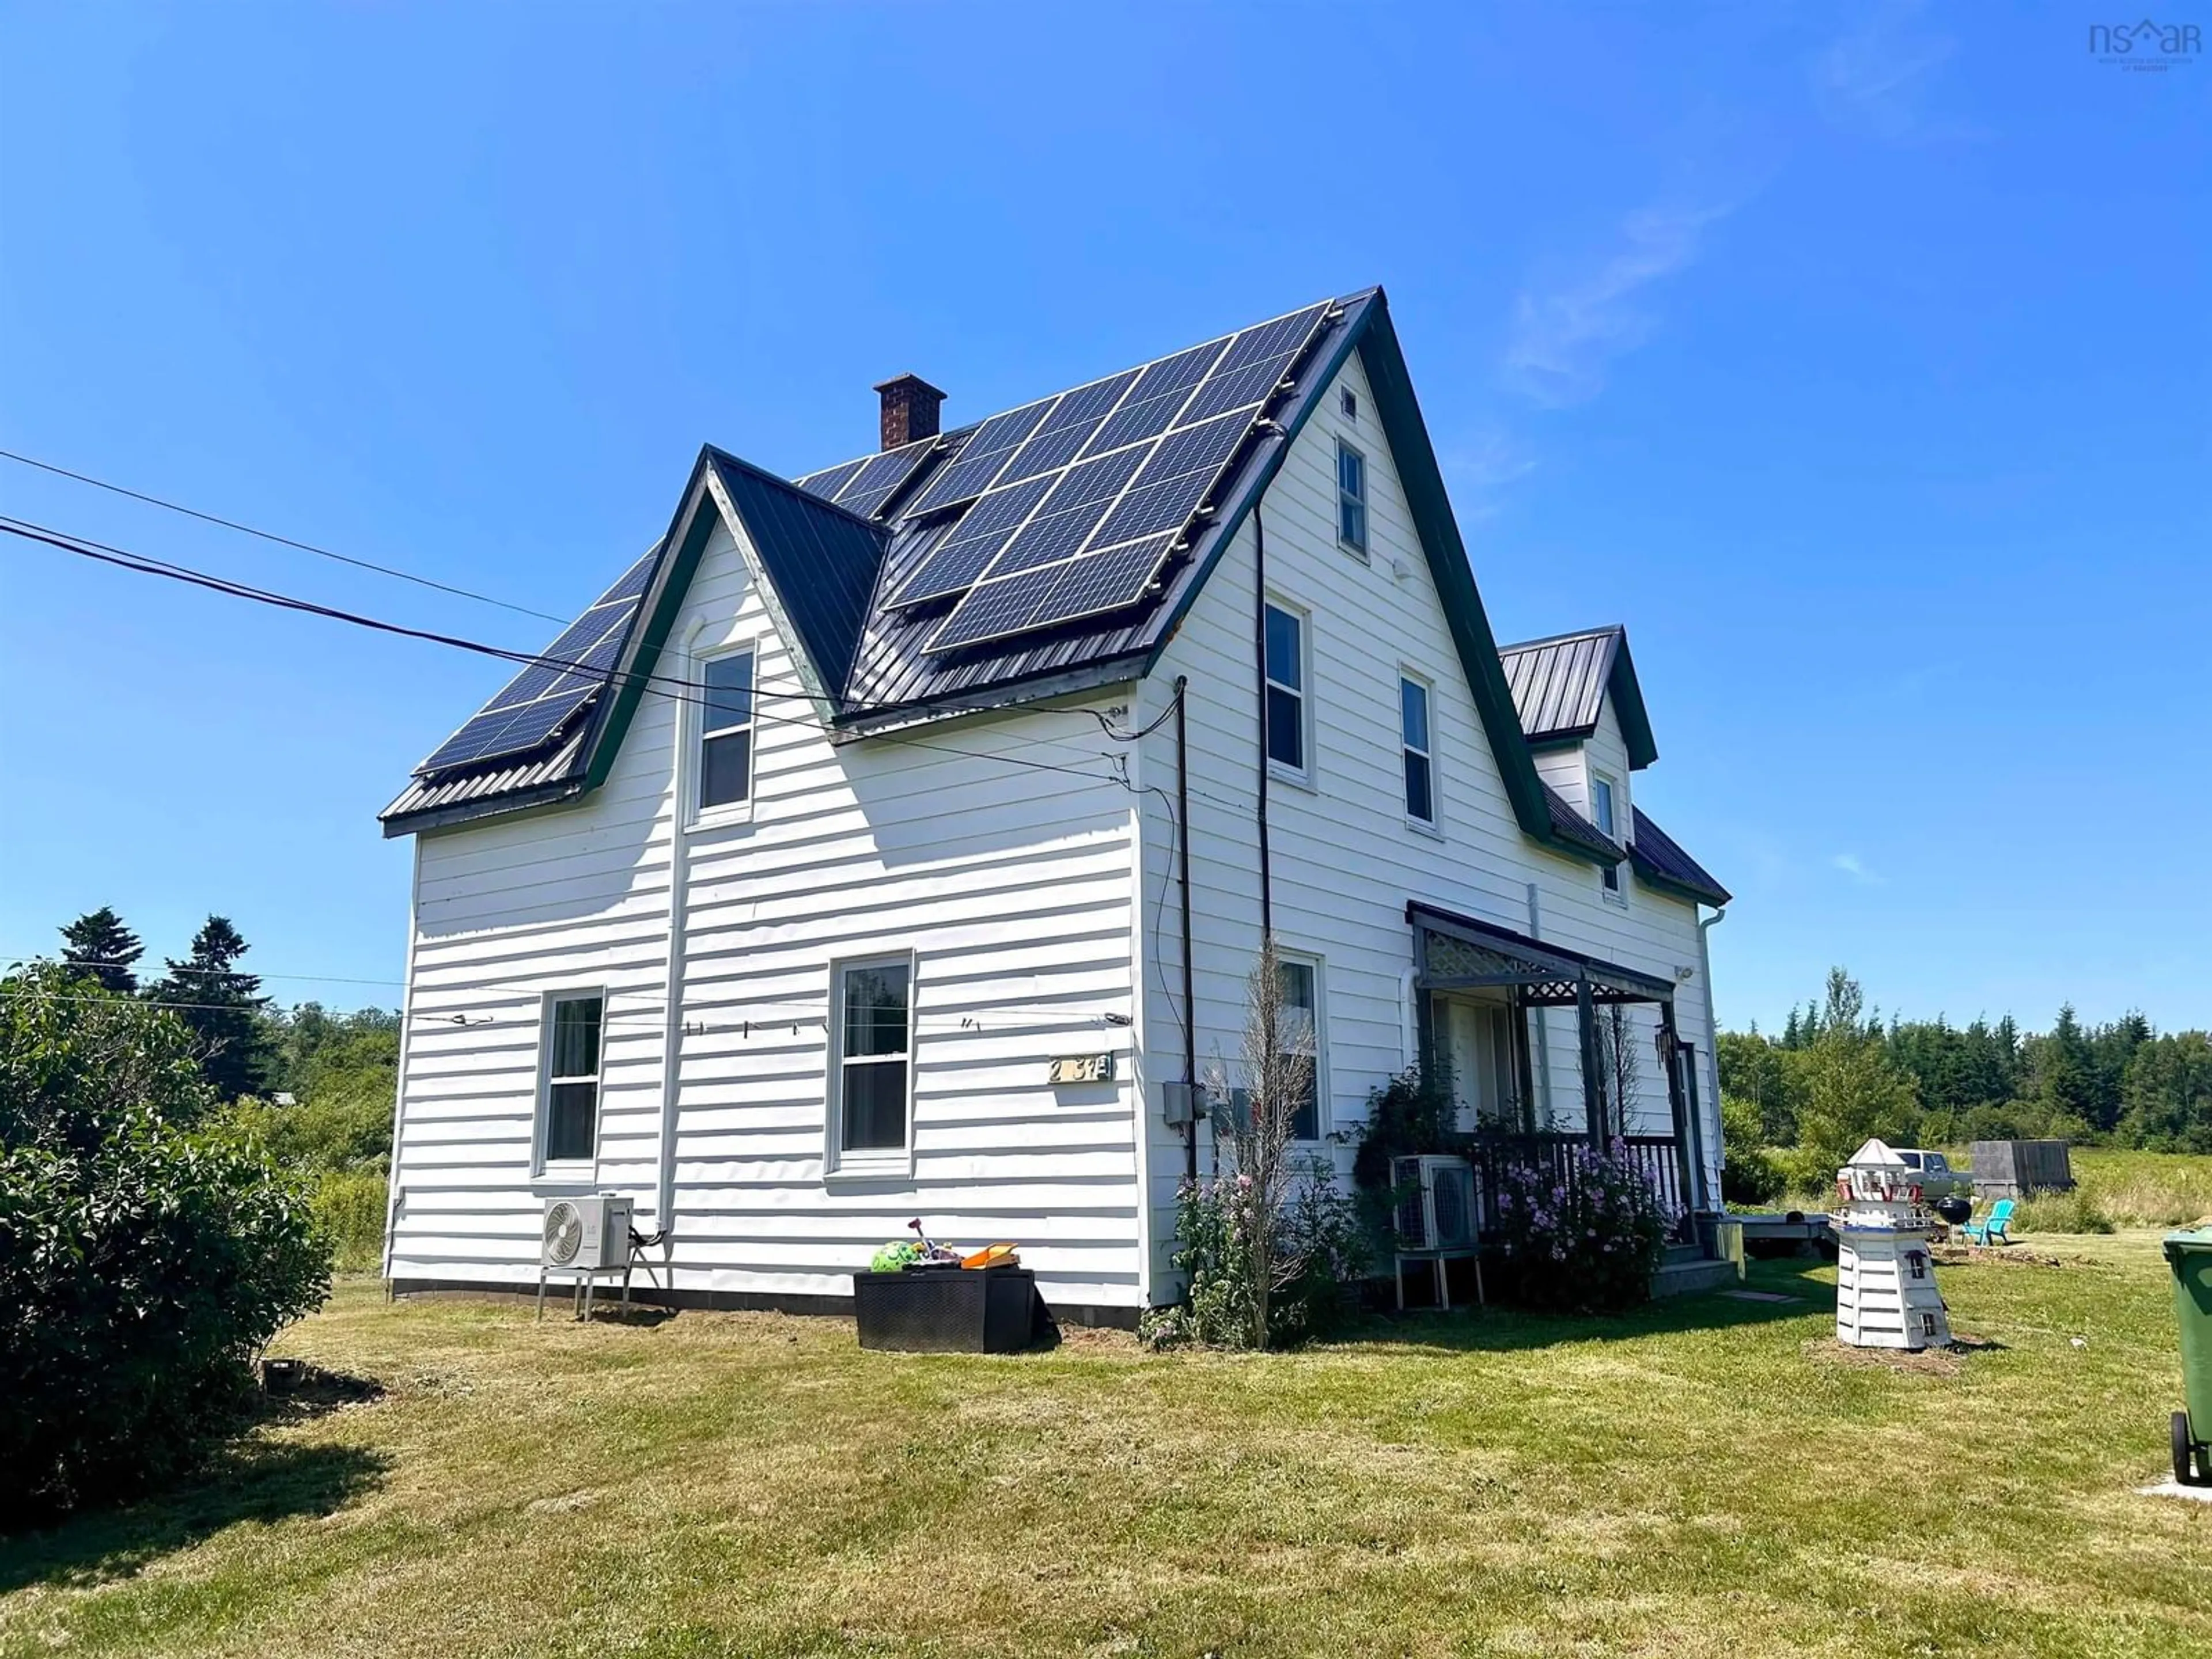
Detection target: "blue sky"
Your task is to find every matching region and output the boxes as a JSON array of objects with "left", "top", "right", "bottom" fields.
[{"left": 1, "top": 3, "right": 2205, "bottom": 1035}]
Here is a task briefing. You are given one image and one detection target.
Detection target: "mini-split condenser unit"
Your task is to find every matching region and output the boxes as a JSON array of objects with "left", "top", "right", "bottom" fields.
[
  {"left": 541, "top": 1194, "right": 633, "bottom": 1272},
  {"left": 1392, "top": 1154, "right": 1478, "bottom": 1251}
]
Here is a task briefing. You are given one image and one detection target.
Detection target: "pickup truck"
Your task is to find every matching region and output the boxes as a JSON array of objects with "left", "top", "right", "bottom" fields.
[{"left": 1895, "top": 1147, "right": 1970, "bottom": 1200}]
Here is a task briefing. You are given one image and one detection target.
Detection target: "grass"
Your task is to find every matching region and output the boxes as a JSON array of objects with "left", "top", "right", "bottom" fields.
[{"left": 4, "top": 1238, "right": 2207, "bottom": 1659}]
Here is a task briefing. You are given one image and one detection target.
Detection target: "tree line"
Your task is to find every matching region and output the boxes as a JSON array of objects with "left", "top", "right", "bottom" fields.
[{"left": 1717, "top": 967, "right": 2212, "bottom": 1199}]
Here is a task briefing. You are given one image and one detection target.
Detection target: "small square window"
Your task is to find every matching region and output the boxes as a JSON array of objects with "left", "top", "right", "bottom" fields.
[
  {"left": 1263, "top": 603, "right": 1306, "bottom": 774},
  {"left": 1340, "top": 388, "right": 1358, "bottom": 422},
  {"left": 1336, "top": 440, "right": 1368, "bottom": 555}
]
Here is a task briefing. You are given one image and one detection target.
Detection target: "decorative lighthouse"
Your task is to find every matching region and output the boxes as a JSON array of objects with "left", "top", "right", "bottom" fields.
[{"left": 1834, "top": 1138, "right": 1952, "bottom": 1351}]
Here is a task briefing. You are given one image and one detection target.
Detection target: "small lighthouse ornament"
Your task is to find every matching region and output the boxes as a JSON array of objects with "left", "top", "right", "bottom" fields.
[{"left": 1834, "top": 1138, "right": 1952, "bottom": 1350}]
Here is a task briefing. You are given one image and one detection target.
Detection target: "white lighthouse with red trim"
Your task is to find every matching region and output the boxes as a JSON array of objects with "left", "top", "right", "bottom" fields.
[{"left": 1834, "top": 1138, "right": 1952, "bottom": 1350}]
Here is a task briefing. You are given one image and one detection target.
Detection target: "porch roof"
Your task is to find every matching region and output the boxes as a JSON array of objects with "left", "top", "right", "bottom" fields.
[{"left": 1407, "top": 900, "right": 1677, "bottom": 1006}]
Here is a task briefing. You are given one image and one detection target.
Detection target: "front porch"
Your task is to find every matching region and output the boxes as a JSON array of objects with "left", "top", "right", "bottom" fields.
[{"left": 1407, "top": 902, "right": 1720, "bottom": 1260}]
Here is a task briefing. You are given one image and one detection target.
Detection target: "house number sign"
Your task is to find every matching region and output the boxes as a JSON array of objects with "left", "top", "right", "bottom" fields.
[{"left": 1048, "top": 1053, "right": 1115, "bottom": 1084}]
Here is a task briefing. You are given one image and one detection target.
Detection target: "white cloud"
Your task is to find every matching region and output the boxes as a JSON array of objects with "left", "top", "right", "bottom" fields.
[
  {"left": 1440, "top": 426, "right": 1540, "bottom": 518},
  {"left": 1831, "top": 853, "right": 1887, "bottom": 887},
  {"left": 1815, "top": 1, "right": 1980, "bottom": 145},
  {"left": 1502, "top": 200, "right": 1736, "bottom": 408}
]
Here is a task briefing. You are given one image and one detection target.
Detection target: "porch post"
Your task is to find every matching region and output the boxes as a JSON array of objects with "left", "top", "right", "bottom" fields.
[
  {"left": 1510, "top": 986, "right": 1539, "bottom": 1134},
  {"left": 1576, "top": 972, "right": 1604, "bottom": 1145},
  {"left": 1660, "top": 998, "right": 1702, "bottom": 1213}
]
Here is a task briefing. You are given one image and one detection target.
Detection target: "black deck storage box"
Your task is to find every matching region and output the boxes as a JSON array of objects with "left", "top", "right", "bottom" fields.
[{"left": 852, "top": 1264, "right": 1039, "bottom": 1353}]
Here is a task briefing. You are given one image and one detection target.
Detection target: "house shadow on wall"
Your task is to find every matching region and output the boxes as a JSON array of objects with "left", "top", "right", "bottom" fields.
[
  {"left": 0, "top": 1395, "right": 389, "bottom": 1594},
  {"left": 1340, "top": 1258, "right": 1837, "bottom": 1355}
]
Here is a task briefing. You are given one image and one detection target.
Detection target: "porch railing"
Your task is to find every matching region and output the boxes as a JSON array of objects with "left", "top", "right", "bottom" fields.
[{"left": 1461, "top": 1131, "right": 1692, "bottom": 1238}]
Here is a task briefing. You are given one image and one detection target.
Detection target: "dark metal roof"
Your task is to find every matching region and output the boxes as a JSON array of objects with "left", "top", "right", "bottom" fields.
[
  {"left": 1540, "top": 781, "right": 1623, "bottom": 864},
  {"left": 705, "top": 448, "right": 886, "bottom": 702},
  {"left": 1498, "top": 625, "right": 1657, "bottom": 768},
  {"left": 381, "top": 287, "right": 1642, "bottom": 872},
  {"left": 1628, "top": 806, "right": 1731, "bottom": 906}
]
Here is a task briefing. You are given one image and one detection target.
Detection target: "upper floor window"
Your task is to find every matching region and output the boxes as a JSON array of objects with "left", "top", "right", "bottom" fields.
[
  {"left": 1339, "top": 387, "right": 1358, "bottom": 422},
  {"left": 1591, "top": 770, "right": 1623, "bottom": 897},
  {"left": 1277, "top": 955, "right": 1323, "bottom": 1142},
  {"left": 1336, "top": 440, "right": 1368, "bottom": 555},
  {"left": 541, "top": 993, "right": 604, "bottom": 1166},
  {"left": 699, "top": 646, "right": 756, "bottom": 810},
  {"left": 833, "top": 957, "right": 913, "bottom": 1161},
  {"left": 1400, "top": 675, "right": 1434, "bottom": 825},
  {"left": 1263, "top": 602, "right": 1307, "bottom": 775}
]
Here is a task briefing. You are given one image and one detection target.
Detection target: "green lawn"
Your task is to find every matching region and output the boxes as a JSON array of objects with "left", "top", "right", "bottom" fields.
[{"left": 4, "top": 1236, "right": 2207, "bottom": 1658}]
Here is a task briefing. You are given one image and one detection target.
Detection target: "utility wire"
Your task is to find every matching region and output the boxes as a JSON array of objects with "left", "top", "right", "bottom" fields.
[
  {"left": 0, "top": 447, "right": 574, "bottom": 626},
  {"left": 1, "top": 953, "right": 404, "bottom": 988},
  {"left": 0, "top": 514, "right": 1131, "bottom": 789}
]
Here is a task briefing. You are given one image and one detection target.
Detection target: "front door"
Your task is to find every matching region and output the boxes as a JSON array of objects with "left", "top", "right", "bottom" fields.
[{"left": 1435, "top": 995, "right": 1521, "bottom": 1132}]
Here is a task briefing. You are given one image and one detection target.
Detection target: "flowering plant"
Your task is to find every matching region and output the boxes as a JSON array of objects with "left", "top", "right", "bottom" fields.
[
  {"left": 1140, "top": 1157, "right": 1368, "bottom": 1349},
  {"left": 1492, "top": 1140, "right": 1675, "bottom": 1312}
]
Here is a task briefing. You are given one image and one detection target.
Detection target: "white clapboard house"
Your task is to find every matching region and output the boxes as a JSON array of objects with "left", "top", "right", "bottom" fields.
[{"left": 380, "top": 289, "right": 1733, "bottom": 1324}]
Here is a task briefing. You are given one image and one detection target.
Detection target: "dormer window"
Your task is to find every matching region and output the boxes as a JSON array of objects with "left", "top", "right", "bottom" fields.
[{"left": 1591, "top": 770, "right": 1623, "bottom": 899}]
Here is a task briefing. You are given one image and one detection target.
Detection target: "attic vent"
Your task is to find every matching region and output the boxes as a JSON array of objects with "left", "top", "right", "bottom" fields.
[{"left": 874, "top": 374, "right": 945, "bottom": 450}]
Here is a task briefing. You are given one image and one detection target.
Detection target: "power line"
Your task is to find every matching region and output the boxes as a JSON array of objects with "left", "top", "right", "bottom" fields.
[
  {"left": 0, "top": 447, "right": 574, "bottom": 626},
  {"left": 3, "top": 952, "right": 404, "bottom": 988},
  {"left": 0, "top": 514, "right": 1131, "bottom": 789}
]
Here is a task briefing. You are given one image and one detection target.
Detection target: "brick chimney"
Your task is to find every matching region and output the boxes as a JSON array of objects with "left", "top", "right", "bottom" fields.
[{"left": 874, "top": 373, "right": 945, "bottom": 450}]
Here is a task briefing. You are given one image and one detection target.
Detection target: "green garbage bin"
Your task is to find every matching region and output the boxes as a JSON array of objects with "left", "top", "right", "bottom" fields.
[{"left": 2164, "top": 1228, "right": 2212, "bottom": 1486}]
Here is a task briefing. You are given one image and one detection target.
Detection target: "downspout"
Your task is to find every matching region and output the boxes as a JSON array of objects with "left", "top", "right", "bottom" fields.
[
  {"left": 1696, "top": 906, "right": 1727, "bottom": 1198},
  {"left": 1176, "top": 676, "right": 1198, "bottom": 1180},
  {"left": 1252, "top": 506, "right": 1273, "bottom": 940},
  {"left": 654, "top": 752, "right": 695, "bottom": 1254}
]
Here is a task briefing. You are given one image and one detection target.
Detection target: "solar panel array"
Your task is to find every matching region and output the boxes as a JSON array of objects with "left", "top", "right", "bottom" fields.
[
  {"left": 792, "top": 434, "right": 939, "bottom": 521},
  {"left": 415, "top": 545, "right": 657, "bottom": 774},
  {"left": 883, "top": 300, "right": 1335, "bottom": 654}
]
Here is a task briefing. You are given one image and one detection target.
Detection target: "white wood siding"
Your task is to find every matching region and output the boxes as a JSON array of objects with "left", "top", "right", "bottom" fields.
[
  {"left": 389, "top": 513, "right": 1150, "bottom": 1311},
  {"left": 1133, "top": 349, "right": 1719, "bottom": 1286}
]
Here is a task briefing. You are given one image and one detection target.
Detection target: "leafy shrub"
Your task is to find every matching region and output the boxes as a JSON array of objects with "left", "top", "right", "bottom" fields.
[
  {"left": 1141, "top": 1158, "right": 1368, "bottom": 1349},
  {"left": 0, "top": 966, "right": 332, "bottom": 1520},
  {"left": 1347, "top": 1067, "right": 1457, "bottom": 1194},
  {"left": 314, "top": 1167, "right": 391, "bottom": 1272},
  {"left": 1492, "top": 1141, "right": 1673, "bottom": 1313},
  {"left": 1719, "top": 1093, "right": 1786, "bottom": 1207},
  {"left": 2010, "top": 1188, "right": 2117, "bottom": 1235}
]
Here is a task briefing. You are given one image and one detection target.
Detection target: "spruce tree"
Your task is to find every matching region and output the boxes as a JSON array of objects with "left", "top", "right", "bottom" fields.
[
  {"left": 56, "top": 907, "right": 144, "bottom": 995},
  {"left": 150, "top": 915, "right": 275, "bottom": 1101}
]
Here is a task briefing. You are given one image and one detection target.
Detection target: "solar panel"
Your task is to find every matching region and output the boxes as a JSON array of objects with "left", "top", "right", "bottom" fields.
[
  {"left": 889, "top": 473, "right": 1058, "bottom": 606},
  {"left": 835, "top": 438, "right": 937, "bottom": 519},
  {"left": 927, "top": 532, "right": 1175, "bottom": 653},
  {"left": 794, "top": 458, "right": 865, "bottom": 501},
  {"left": 902, "top": 398, "right": 1058, "bottom": 516},
  {"left": 416, "top": 554, "right": 652, "bottom": 774}
]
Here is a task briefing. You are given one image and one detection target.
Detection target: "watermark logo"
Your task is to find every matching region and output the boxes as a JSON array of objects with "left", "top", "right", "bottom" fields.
[{"left": 2089, "top": 18, "right": 2202, "bottom": 70}]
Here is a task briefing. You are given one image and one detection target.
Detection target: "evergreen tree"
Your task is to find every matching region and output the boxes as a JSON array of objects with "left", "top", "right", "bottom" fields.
[
  {"left": 1784, "top": 968, "right": 1920, "bottom": 1185},
  {"left": 56, "top": 907, "right": 144, "bottom": 995},
  {"left": 149, "top": 915, "right": 274, "bottom": 1101}
]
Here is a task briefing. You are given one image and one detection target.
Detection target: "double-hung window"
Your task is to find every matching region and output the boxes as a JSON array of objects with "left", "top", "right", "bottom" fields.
[
  {"left": 1400, "top": 675, "right": 1435, "bottom": 825},
  {"left": 1263, "top": 602, "right": 1307, "bottom": 775},
  {"left": 1336, "top": 440, "right": 1368, "bottom": 555},
  {"left": 1591, "top": 770, "right": 1623, "bottom": 897},
  {"left": 699, "top": 646, "right": 756, "bottom": 811},
  {"left": 1276, "top": 956, "right": 1322, "bottom": 1142},
  {"left": 833, "top": 958, "right": 912, "bottom": 1162},
  {"left": 541, "top": 993, "right": 604, "bottom": 1167}
]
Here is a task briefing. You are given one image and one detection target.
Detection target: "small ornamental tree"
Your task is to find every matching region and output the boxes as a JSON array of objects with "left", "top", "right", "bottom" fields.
[
  {"left": 0, "top": 964, "right": 331, "bottom": 1520},
  {"left": 1493, "top": 1140, "right": 1673, "bottom": 1313},
  {"left": 1143, "top": 938, "right": 1365, "bottom": 1349}
]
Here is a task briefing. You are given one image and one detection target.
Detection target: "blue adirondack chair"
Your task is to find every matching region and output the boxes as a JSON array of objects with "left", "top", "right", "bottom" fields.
[{"left": 1959, "top": 1197, "right": 2015, "bottom": 1245}]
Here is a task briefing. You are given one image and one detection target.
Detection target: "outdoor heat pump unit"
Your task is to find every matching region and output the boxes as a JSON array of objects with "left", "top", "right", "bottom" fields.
[
  {"left": 1392, "top": 1154, "right": 1478, "bottom": 1251},
  {"left": 541, "top": 1194, "right": 633, "bottom": 1272}
]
